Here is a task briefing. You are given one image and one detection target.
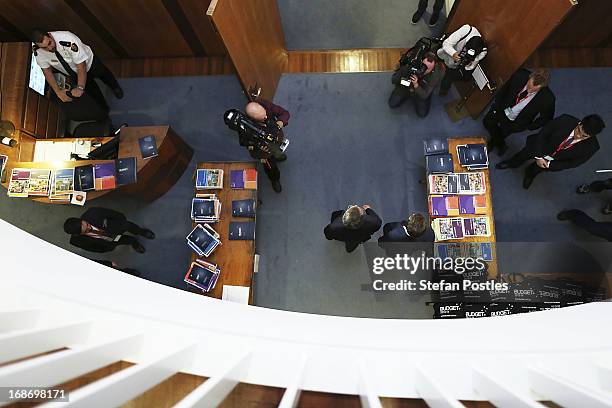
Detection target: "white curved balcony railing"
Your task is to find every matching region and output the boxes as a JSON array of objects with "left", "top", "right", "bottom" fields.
[{"left": 1, "top": 218, "right": 612, "bottom": 407}]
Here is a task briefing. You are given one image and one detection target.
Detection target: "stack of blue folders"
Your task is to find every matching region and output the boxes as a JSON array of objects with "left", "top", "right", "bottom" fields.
[
  {"left": 457, "top": 143, "right": 489, "bottom": 170},
  {"left": 186, "top": 224, "right": 221, "bottom": 257},
  {"left": 191, "top": 196, "right": 221, "bottom": 223},
  {"left": 424, "top": 138, "right": 453, "bottom": 174}
]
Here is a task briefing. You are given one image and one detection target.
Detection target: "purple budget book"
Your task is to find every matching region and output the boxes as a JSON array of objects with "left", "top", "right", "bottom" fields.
[
  {"left": 430, "top": 196, "right": 448, "bottom": 216},
  {"left": 230, "top": 170, "right": 244, "bottom": 188},
  {"left": 459, "top": 196, "right": 476, "bottom": 214}
]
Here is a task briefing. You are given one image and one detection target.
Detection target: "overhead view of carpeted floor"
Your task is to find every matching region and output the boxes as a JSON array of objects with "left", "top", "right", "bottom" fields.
[
  {"left": 278, "top": 0, "right": 446, "bottom": 50},
  {"left": 1, "top": 68, "right": 610, "bottom": 318}
]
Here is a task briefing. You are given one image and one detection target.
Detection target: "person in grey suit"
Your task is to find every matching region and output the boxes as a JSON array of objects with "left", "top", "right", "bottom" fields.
[{"left": 324, "top": 204, "right": 382, "bottom": 253}]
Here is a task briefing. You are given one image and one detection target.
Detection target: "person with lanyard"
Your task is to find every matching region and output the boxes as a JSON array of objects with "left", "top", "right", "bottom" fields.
[
  {"left": 31, "top": 29, "right": 123, "bottom": 110},
  {"left": 483, "top": 68, "right": 556, "bottom": 155},
  {"left": 63, "top": 207, "right": 155, "bottom": 254},
  {"left": 496, "top": 114, "right": 606, "bottom": 189}
]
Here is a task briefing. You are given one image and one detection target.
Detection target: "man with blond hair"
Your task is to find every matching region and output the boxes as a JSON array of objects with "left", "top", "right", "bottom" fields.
[{"left": 324, "top": 204, "right": 382, "bottom": 253}]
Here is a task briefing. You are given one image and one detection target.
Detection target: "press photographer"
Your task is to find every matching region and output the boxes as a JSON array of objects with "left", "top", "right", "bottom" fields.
[
  {"left": 224, "top": 99, "right": 290, "bottom": 193},
  {"left": 388, "top": 38, "right": 444, "bottom": 118},
  {"left": 437, "top": 24, "right": 487, "bottom": 96}
]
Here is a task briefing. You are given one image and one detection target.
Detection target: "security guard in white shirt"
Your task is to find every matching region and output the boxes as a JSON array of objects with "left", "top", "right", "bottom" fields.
[
  {"left": 31, "top": 29, "right": 123, "bottom": 109},
  {"left": 437, "top": 24, "right": 487, "bottom": 96}
]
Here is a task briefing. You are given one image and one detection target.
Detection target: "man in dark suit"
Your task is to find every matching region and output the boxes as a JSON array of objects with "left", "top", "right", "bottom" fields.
[
  {"left": 378, "top": 212, "right": 431, "bottom": 243},
  {"left": 63, "top": 207, "right": 155, "bottom": 253},
  {"left": 484, "top": 69, "right": 555, "bottom": 155},
  {"left": 324, "top": 205, "right": 382, "bottom": 253},
  {"left": 496, "top": 114, "right": 606, "bottom": 189},
  {"left": 557, "top": 210, "right": 612, "bottom": 241}
]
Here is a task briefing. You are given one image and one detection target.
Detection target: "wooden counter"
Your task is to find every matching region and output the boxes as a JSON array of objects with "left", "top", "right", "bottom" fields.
[
  {"left": 429, "top": 136, "right": 498, "bottom": 278},
  {"left": 1, "top": 126, "right": 193, "bottom": 203},
  {"left": 190, "top": 161, "right": 258, "bottom": 304}
]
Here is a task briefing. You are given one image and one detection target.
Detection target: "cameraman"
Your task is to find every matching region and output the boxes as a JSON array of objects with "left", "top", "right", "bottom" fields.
[
  {"left": 240, "top": 100, "right": 290, "bottom": 193},
  {"left": 388, "top": 51, "right": 444, "bottom": 117},
  {"left": 437, "top": 24, "right": 487, "bottom": 96}
]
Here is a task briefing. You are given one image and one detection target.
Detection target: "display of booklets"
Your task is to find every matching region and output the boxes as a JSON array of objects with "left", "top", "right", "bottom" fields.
[
  {"left": 230, "top": 169, "right": 257, "bottom": 189},
  {"left": 428, "top": 172, "right": 486, "bottom": 195},
  {"left": 429, "top": 195, "right": 459, "bottom": 216},
  {"left": 7, "top": 168, "right": 30, "bottom": 197},
  {"left": 116, "top": 157, "right": 137, "bottom": 186},
  {"left": 93, "top": 162, "right": 117, "bottom": 190},
  {"left": 138, "top": 134, "right": 158, "bottom": 159},
  {"left": 184, "top": 260, "right": 220, "bottom": 292},
  {"left": 186, "top": 223, "right": 221, "bottom": 257},
  {"left": 458, "top": 195, "right": 487, "bottom": 215},
  {"left": 49, "top": 168, "right": 74, "bottom": 201},
  {"left": 229, "top": 221, "right": 256, "bottom": 240},
  {"left": 196, "top": 168, "right": 224, "bottom": 189},
  {"left": 457, "top": 143, "right": 489, "bottom": 170},
  {"left": 191, "top": 196, "right": 221, "bottom": 223},
  {"left": 74, "top": 164, "right": 95, "bottom": 191},
  {"left": 426, "top": 153, "right": 453, "bottom": 174},
  {"left": 27, "top": 169, "right": 51, "bottom": 196},
  {"left": 423, "top": 138, "right": 449, "bottom": 156},
  {"left": 432, "top": 217, "right": 491, "bottom": 241},
  {"left": 232, "top": 199, "right": 256, "bottom": 218},
  {"left": 435, "top": 242, "right": 493, "bottom": 261}
]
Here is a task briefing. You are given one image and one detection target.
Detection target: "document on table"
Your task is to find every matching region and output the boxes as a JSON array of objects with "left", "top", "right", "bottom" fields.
[
  {"left": 221, "top": 285, "right": 250, "bottom": 304},
  {"left": 33, "top": 141, "right": 92, "bottom": 161}
]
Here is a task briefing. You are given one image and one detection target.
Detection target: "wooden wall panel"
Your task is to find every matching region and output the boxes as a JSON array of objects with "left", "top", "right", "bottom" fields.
[
  {"left": 445, "top": 0, "right": 575, "bottom": 117},
  {"left": 541, "top": 0, "right": 612, "bottom": 48},
  {"left": 81, "top": 0, "right": 193, "bottom": 57},
  {"left": 208, "top": 0, "right": 288, "bottom": 100},
  {"left": 22, "top": 90, "right": 39, "bottom": 136},
  {"left": 106, "top": 56, "right": 234, "bottom": 77},
  {"left": 35, "top": 96, "right": 49, "bottom": 137},
  {"left": 0, "top": 0, "right": 117, "bottom": 58},
  {"left": 178, "top": 0, "right": 226, "bottom": 56}
]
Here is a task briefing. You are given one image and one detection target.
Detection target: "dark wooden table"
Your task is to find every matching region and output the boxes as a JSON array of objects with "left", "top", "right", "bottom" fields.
[
  {"left": 190, "top": 161, "right": 258, "bottom": 303},
  {"left": 1, "top": 126, "right": 192, "bottom": 203}
]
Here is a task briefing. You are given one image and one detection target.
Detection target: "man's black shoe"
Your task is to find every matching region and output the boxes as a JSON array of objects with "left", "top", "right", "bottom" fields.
[
  {"left": 495, "top": 161, "right": 511, "bottom": 170},
  {"left": 113, "top": 87, "right": 124, "bottom": 99},
  {"left": 411, "top": 10, "right": 424, "bottom": 24},
  {"left": 576, "top": 184, "right": 591, "bottom": 194},
  {"left": 602, "top": 204, "right": 612, "bottom": 215},
  {"left": 140, "top": 229, "right": 155, "bottom": 239},
  {"left": 345, "top": 242, "right": 360, "bottom": 253},
  {"left": 428, "top": 13, "right": 440, "bottom": 26},
  {"left": 522, "top": 174, "right": 535, "bottom": 189},
  {"left": 272, "top": 180, "right": 282, "bottom": 193},
  {"left": 132, "top": 242, "right": 146, "bottom": 253},
  {"left": 557, "top": 210, "right": 574, "bottom": 221}
]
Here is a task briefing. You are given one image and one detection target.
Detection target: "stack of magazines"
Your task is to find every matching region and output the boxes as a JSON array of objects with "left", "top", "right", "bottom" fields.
[
  {"left": 184, "top": 259, "right": 220, "bottom": 292},
  {"left": 186, "top": 224, "right": 221, "bottom": 257},
  {"left": 196, "top": 168, "right": 224, "bottom": 189},
  {"left": 191, "top": 195, "right": 221, "bottom": 223},
  {"left": 456, "top": 143, "right": 489, "bottom": 170}
]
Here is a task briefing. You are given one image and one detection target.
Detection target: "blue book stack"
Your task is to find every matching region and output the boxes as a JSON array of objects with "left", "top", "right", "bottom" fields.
[
  {"left": 184, "top": 260, "right": 220, "bottom": 292},
  {"left": 191, "top": 197, "right": 221, "bottom": 223},
  {"left": 229, "top": 221, "right": 255, "bottom": 240},
  {"left": 186, "top": 224, "right": 221, "bottom": 257},
  {"left": 423, "top": 138, "right": 449, "bottom": 156},
  {"left": 457, "top": 144, "right": 489, "bottom": 170},
  {"left": 426, "top": 153, "right": 454, "bottom": 174}
]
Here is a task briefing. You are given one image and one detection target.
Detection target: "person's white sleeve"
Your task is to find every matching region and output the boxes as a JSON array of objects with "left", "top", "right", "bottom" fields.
[
  {"left": 465, "top": 50, "right": 488, "bottom": 71},
  {"left": 35, "top": 55, "right": 50, "bottom": 69},
  {"left": 67, "top": 32, "right": 89, "bottom": 65},
  {"left": 442, "top": 24, "right": 470, "bottom": 57}
]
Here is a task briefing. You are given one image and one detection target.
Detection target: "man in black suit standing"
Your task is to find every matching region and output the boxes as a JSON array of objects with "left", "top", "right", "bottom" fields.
[
  {"left": 324, "top": 204, "right": 382, "bottom": 253},
  {"left": 484, "top": 69, "right": 555, "bottom": 155},
  {"left": 64, "top": 207, "right": 155, "bottom": 253},
  {"left": 557, "top": 209, "right": 612, "bottom": 241},
  {"left": 496, "top": 114, "right": 605, "bottom": 189},
  {"left": 378, "top": 212, "right": 431, "bottom": 243}
]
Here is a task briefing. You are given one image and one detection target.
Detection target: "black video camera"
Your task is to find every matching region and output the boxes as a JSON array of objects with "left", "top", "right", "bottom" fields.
[
  {"left": 224, "top": 109, "right": 286, "bottom": 159},
  {"left": 456, "top": 36, "right": 486, "bottom": 68},
  {"left": 397, "top": 37, "right": 439, "bottom": 87}
]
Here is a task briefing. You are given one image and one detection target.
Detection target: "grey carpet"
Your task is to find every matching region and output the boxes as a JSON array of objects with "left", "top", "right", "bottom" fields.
[
  {"left": 1, "top": 68, "right": 610, "bottom": 318},
  {"left": 278, "top": 0, "right": 446, "bottom": 50}
]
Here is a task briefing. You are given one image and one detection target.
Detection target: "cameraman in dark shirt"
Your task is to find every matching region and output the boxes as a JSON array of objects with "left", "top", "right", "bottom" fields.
[
  {"left": 240, "top": 99, "right": 290, "bottom": 193},
  {"left": 388, "top": 51, "right": 444, "bottom": 117}
]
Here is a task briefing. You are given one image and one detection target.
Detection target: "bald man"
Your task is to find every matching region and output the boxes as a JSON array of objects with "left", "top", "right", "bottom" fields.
[{"left": 239, "top": 99, "right": 290, "bottom": 193}]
